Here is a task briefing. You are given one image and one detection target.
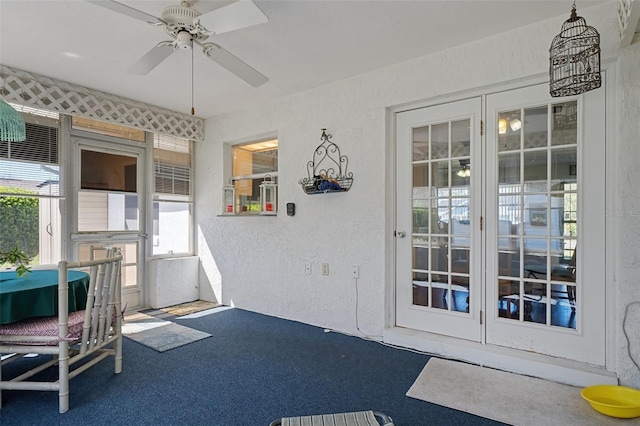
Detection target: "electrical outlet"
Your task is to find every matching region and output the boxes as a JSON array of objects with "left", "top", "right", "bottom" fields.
[
  {"left": 322, "top": 263, "right": 329, "bottom": 275},
  {"left": 352, "top": 265, "right": 359, "bottom": 279},
  {"left": 305, "top": 262, "right": 311, "bottom": 275}
]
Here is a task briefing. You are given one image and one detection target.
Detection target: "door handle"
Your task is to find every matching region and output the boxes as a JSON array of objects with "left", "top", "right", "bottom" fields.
[{"left": 396, "top": 231, "right": 406, "bottom": 238}]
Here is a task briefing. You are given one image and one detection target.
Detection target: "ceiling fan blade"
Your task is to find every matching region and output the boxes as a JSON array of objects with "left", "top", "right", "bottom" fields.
[
  {"left": 197, "top": 0, "right": 268, "bottom": 35},
  {"left": 86, "top": 0, "right": 163, "bottom": 24},
  {"left": 126, "top": 43, "right": 176, "bottom": 75},
  {"left": 203, "top": 44, "right": 268, "bottom": 87}
]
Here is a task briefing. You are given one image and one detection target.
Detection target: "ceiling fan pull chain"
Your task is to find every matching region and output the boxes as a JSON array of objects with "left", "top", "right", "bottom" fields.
[{"left": 191, "top": 46, "right": 195, "bottom": 116}]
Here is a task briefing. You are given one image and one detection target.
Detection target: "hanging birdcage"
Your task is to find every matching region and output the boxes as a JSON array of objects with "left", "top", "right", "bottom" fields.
[{"left": 549, "top": 4, "right": 601, "bottom": 97}]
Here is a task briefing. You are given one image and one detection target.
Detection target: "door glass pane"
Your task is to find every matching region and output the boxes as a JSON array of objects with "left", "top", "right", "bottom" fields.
[
  {"left": 78, "top": 192, "right": 139, "bottom": 232},
  {"left": 551, "top": 147, "right": 577, "bottom": 185},
  {"left": 499, "top": 279, "right": 520, "bottom": 319},
  {"left": 523, "top": 238, "right": 547, "bottom": 278},
  {"left": 496, "top": 102, "right": 578, "bottom": 329},
  {"left": 523, "top": 151, "right": 547, "bottom": 192},
  {"left": 432, "top": 199, "right": 446, "bottom": 235},
  {"left": 451, "top": 276, "right": 470, "bottom": 313},
  {"left": 430, "top": 123, "right": 449, "bottom": 160},
  {"left": 524, "top": 281, "right": 547, "bottom": 324},
  {"left": 551, "top": 101, "right": 577, "bottom": 146},
  {"left": 524, "top": 195, "right": 548, "bottom": 234},
  {"left": 77, "top": 242, "right": 138, "bottom": 288},
  {"left": 412, "top": 244, "right": 429, "bottom": 271},
  {"left": 498, "top": 110, "right": 521, "bottom": 151},
  {"left": 431, "top": 274, "right": 448, "bottom": 310},
  {"left": 451, "top": 119, "right": 471, "bottom": 157},
  {"left": 499, "top": 246, "right": 518, "bottom": 277},
  {"left": 412, "top": 126, "right": 429, "bottom": 161},
  {"left": 524, "top": 107, "right": 547, "bottom": 149},
  {"left": 499, "top": 153, "right": 521, "bottom": 186},
  {"left": 431, "top": 161, "right": 449, "bottom": 197},
  {"left": 411, "top": 117, "right": 472, "bottom": 313},
  {"left": 412, "top": 200, "right": 429, "bottom": 234},
  {"left": 431, "top": 237, "right": 448, "bottom": 273},
  {"left": 551, "top": 284, "right": 576, "bottom": 329},
  {"left": 412, "top": 271, "right": 429, "bottom": 307},
  {"left": 452, "top": 160, "right": 470, "bottom": 190},
  {"left": 412, "top": 163, "right": 428, "bottom": 194},
  {"left": 81, "top": 150, "right": 137, "bottom": 192}
]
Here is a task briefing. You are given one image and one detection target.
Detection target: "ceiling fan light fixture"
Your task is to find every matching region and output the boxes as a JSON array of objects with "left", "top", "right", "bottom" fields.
[
  {"left": 176, "top": 31, "right": 193, "bottom": 50},
  {"left": 456, "top": 160, "right": 471, "bottom": 178},
  {"left": 498, "top": 118, "right": 507, "bottom": 135}
]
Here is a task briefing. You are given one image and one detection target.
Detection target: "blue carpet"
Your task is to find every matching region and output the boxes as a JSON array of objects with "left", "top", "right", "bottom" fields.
[{"left": 0, "top": 308, "right": 506, "bottom": 426}]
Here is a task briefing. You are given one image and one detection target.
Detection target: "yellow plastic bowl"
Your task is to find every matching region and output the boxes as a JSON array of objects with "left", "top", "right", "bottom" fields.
[{"left": 581, "top": 385, "right": 640, "bottom": 419}]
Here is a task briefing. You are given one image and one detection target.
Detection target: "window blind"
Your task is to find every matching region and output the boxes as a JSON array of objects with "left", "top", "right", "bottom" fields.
[
  {"left": 0, "top": 110, "right": 60, "bottom": 197},
  {"left": 153, "top": 134, "right": 191, "bottom": 198}
]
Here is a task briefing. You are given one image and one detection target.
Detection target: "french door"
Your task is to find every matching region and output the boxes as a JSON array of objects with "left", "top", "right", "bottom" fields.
[
  {"left": 70, "top": 135, "right": 146, "bottom": 310},
  {"left": 396, "top": 83, "right": 606, "bottom": 364},
  {"left": 484, "top": 83, "right": 605, "bottom": 365},
  {"left": 395, "top": 97, "right": 482, "bottom": 341}
]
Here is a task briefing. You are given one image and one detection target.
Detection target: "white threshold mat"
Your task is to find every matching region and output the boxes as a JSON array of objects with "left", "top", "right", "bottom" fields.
[{"left": 407, "top": 358, "right": 639, "bottom": 426}]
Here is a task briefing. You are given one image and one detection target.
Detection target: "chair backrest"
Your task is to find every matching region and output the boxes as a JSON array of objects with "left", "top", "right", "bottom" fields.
[{"left": 60, "top": 249, "right": 122, "bottom": 354}]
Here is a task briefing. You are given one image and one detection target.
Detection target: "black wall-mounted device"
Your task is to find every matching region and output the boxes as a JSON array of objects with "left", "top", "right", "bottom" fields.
[{"left": 286, "top": 203, "right": 295, "bottom": 216}]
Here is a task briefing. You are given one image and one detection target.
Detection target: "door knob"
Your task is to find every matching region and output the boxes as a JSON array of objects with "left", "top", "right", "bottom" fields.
[{"left": 396, "top": 231, "right": 406, "bottom": 238}]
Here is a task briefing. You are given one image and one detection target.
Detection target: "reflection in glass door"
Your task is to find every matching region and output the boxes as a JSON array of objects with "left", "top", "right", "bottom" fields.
[
  {"left": 396, "top": 97, "right": 481, "bottom": 342},
  {"left": 412, "top": 120, "right": 472, "bottom": 313},
  {"left": 496, "top": 101, "right": 578, "bottom": 329}
]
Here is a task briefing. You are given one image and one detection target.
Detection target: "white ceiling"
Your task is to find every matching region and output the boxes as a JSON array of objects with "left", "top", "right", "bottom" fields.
[{"left": 0, "top": 0, "right": 610, "bottom": 119}]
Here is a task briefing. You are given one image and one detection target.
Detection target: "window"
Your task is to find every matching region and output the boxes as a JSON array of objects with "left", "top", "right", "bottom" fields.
[
  {"left": 153, "top": 134, "right": 193, "bottom": 255},
  {"left": 0, "top": 106, "right": 62, "bottom": 266},
  {"left": 230, "top": 139, "right": 278, "bottom": 214}
]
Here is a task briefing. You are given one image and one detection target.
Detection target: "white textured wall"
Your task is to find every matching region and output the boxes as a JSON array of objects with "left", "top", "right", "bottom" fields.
[
  {"left": 195, "top": 3, "right": 640, "bottom": 384},
  {"left": 148, "top": 256, "right": 200, "bottom": 308},
  {"left": 615, "top": 41, "right": 640, "bottom": 387}
]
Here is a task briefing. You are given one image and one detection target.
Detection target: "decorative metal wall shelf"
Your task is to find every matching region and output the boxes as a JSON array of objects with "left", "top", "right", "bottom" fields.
[{"left": 299, "top": 129, "right": 353, "bottom": 194}]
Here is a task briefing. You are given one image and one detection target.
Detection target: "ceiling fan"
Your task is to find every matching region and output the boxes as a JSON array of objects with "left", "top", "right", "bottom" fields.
[{"left": 87, "top": 0, "right": 269, "bottom": 87}]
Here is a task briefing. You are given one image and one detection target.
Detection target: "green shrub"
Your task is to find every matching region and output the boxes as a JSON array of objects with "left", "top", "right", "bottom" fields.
[{"left": 0, "top": 187, "right": 39, "bottom": 259}]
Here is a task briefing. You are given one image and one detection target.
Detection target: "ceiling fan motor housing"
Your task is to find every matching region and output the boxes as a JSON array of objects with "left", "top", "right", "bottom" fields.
[{"left": 161, "top": 2, "right": 207, "bottom": 41}]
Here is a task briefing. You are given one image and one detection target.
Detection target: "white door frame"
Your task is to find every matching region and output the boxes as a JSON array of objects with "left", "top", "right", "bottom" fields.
[{"left": 69, "top": 131, "right": 147, "bottom": 310}]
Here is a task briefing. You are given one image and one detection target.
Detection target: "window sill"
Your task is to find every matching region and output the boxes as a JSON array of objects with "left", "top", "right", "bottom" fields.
[
  {"left": 218, "top": 213, "right": 277, "bottom": 217},
  {"left": 148, "top": 253, "right": 196, "bottom": 260}
]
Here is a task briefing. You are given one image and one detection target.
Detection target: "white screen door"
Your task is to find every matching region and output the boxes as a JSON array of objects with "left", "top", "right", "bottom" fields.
[
  {"left": 70, "top": 136, "right": 146, "bottom": 310},
  {"left": 395, "top": 97, "right": 482, "bottom": 341}
]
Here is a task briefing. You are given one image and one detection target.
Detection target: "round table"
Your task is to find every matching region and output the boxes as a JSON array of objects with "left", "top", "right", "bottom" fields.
[{"left": 0, "top": 269, "right": 90, "bottom": 324}]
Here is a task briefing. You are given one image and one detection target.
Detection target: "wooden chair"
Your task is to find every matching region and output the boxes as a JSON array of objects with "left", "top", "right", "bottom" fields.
[{"left": 0, "top": 250, "right": 123, "bottom": 413}]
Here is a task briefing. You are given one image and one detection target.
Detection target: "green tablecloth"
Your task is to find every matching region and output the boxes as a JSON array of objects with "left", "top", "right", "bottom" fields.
[{"left": 0, "top": 269, "right": 90, "bottom": 325}]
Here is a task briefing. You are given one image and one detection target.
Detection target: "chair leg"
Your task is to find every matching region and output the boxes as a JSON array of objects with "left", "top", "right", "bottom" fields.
[
  {"left": 568, "top": 285, "right": 576, "bottom": 311},
  {"left": 58, "top": 343, "right": 70, "bottom": 414},
  {"left": 115, "top": 335, "right": 122, "bottom": 374}
]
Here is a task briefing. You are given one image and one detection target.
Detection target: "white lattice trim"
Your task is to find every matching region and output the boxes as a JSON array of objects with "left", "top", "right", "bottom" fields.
[
  {"left": 1, "top": 65, "right": 204, "bottom": 142},
  {"left": 618, "top": 0, "right": 640, "bottom": 47}
]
